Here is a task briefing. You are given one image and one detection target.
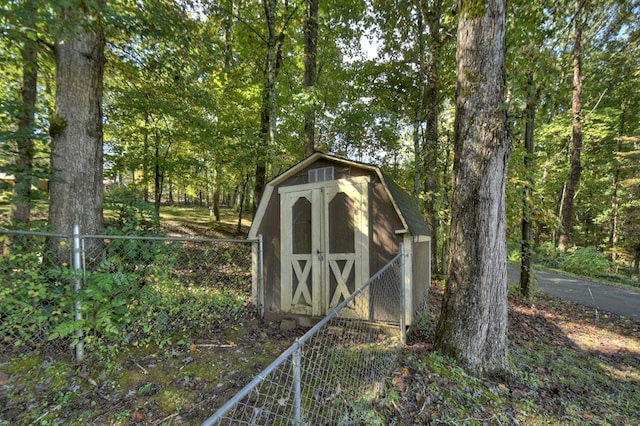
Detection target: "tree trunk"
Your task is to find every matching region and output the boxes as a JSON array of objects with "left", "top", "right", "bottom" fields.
[
  {"left": 237, "top": 173, "right": 250, "bottom": 234},
  {"left": 48, "top": 3, "right": 105, "bottom": 265},
  {"left": 254, "top": 0, "right": 279, "bottom": 214},
  {"left": 558, "top": 2, "right": 584, "bottom": 250},
  {"left": 609, "top": 106, "right": 625, "bottom": 265},
  {"left": 11, "top": 0, "right": 38, "bottom": 228},
  {"left": 633, "top": 247, "right": 640, "bottom": 277},
  {"left": 422, "top": 0, "right": 443, "bottom": 274},
  {"left": 413, "top": 7, "right": 426, "bottom": 201},
  {"left": 434, "top": 0, "right": 510, "bottom": 376},
  {"left": 153, "top": 131, "right": 163, "bottom": 218},
  {"left": 143, "top": 113, "right": 150, "bottom": 202},
  {"left": 303, "top": 0, "right": 318, "bottom": 157},
  {"left": 520, "top": 74, "right": 537, "bottom": 298}
]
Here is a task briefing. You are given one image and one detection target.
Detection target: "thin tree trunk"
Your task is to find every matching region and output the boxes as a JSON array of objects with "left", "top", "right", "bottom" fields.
[
  {"left": 413, "top": 7, "right": 426, "bottom": 201},
  {"left": 254, "top": 0, "right": 279, "bottom": 214},
  {"left": 237, "top": 173, "right": 249, "bottom": 234},
  {"left": 558, "top": 1, "right": 584, "bottom": 250},
  {"left": 143, "top": 113, "right": 150, "bottom": 203},
  {"left": 422, "top": 0, "right": 443, "bottom": 274},
  {"left": 434, "top": 0, "right": 510, "bottom": 375},
  {"left": 11, "top": 0, "right": 38, "bottom": 228},
  {"left": 609, "top": 106, "right": 625, "bottom": 265},
  {"left": 153, "top": 128, "right": 165, "bottom": 218},
  {"left": 303, "top": 0, "right": 318, "bottom": 157},
  {"left": 520, "top": 74, "right": 536, "bottom": 298}
]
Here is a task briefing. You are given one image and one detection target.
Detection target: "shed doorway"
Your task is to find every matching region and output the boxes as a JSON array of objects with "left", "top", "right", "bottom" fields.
[{"left": 279, "top": 176, "right": 370, "bottom": 319}]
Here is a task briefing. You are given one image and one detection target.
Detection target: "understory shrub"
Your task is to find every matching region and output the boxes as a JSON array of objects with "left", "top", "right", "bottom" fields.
[
  {"left": 533, "top": 242, "right": 563, "bottom": 269},
  {"left": 561, "top": 246, "right": 611, "bottom": 278},
  {"left": 1, "top": 202, "right": 251, "bottom": 360}
]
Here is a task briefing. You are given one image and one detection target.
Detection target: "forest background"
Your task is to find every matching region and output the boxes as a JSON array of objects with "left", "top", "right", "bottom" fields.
[{"left": 1, "top": 0, "right": 639, "bottom": 283}]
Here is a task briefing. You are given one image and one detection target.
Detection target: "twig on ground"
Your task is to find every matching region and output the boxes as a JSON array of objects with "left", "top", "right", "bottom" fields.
[
  {"left": 196, "top": 343, "right": 236, "bottom": 348},
  {"left": 152, "top": 412, "right": 179, "bottom": 426},
  {"left": 134, "top": 361, "right": 149, "bottom": 375}
]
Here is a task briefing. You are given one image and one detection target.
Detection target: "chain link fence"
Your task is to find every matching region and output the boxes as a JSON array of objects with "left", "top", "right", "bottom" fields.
[
  {"left": 202, "top": 251, "right": 406, "bottom": 425},
  {"left": 2, "top": 226, "right": 414, "bottom": 424},
  {"left": 0, "top": 227, "right": 258, "bottom": 361}
]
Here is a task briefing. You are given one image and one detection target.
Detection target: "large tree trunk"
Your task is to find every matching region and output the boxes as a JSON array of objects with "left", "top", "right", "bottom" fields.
[
  {"left": 434, "top": 0, "right": 510, "bottom": 376},
  {"left": 558, "top": 2, "right": 584, "bottom": 250},
  {"left": 48, "top": 3, "right": 105, "bottom": 265},
  {"left": 303, "top": 0, "right": 318, "bottom": 157},
  {"left": 11, "top": 0, "right": 38, "bottom": 228}
]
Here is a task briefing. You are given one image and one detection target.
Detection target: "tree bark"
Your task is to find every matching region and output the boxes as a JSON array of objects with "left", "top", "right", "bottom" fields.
[
  {"left": 413, "top": 6, "right": 426, "bottom": 201},
  {"left": 434, "top": 0, "right": 510, "bottom": 375},
  {"left": 303, "top": 0, "right": 318, "bottom": 157},
  {"left": 11, "top": 0, "right": 38, "bottom": 228},
  {"left": 520, "top": 74, "right": 537, "bottom": 298},
  {"left": 254, "top": 0, "right": 279, "bottom": 214},
  {"left": 422, "top": 0, "right": 443, "bottom": 274},
  {"left": 48, "top": 3, "right": 105, "bottom": 265},
  {"left": 558, "top": 1, "right": 584, "bottom": 250}
]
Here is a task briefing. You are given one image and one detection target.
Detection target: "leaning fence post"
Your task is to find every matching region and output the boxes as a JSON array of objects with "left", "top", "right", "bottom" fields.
[
  {"left": 399, "top": 242, "right": 406, "bottom": 345},
  {"left": 293, "top": 343, "right": 302, "bottom": 426},
  {"left": 72, "top": 224, "right": 84, "bottom": 361}
]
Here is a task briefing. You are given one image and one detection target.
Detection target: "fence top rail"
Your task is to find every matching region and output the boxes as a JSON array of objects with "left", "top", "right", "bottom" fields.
[
  {"left": 0, "top": 229, "right": 68, "bottom": 239},
  {"left": 200, "top": 251, "right": 402, "bottom": 426},
  {"left": 0, "top": 228, "right": 259, "bottom": 244},
  {"left": 81, "top": 234, "right": 258, "bottom": 244}
]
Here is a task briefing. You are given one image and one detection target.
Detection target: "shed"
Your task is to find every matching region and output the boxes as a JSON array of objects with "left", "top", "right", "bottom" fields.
[{"left": 248, "top": 152, "right": 431, "bottom": 326}]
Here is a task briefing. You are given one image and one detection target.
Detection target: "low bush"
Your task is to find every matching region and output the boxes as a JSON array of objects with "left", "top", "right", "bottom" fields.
[{"left": 561, "top": 246, "right": 611, "bottom": 278}]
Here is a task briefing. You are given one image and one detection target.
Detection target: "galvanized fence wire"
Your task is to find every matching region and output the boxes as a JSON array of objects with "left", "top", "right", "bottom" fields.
[
  {"left": 0, "top": 229, "right": 73, "bottom": 355},
  {"left": 0, "top": 228, "right": 258, "bottom": 361},
  {"left": 203, "top": 253, "right": 404, "bottom": 426}
]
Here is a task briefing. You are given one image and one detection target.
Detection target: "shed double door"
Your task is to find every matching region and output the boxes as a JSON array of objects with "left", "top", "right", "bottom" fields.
[{"left": 280, "top": 177, "right": 369, "bottom": 318}]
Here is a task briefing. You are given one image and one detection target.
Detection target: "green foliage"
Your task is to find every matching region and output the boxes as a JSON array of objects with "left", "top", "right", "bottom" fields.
[
  {"left": 533, "top": 242, "right": 563, "bottom": 269},
  {"left": 561, "top": 246, "right": 611, "bottom": 278},
  {"left": 0, "top": 236, "right": 72, "bottom": 348},
  {"left": 1, "top": 202, "right": 251, "bottom": 361}
]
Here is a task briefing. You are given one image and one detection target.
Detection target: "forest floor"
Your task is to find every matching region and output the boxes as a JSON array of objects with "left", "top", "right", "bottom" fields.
[
  {"left": 392, "top": 282, "right": 640, "bottom": 424},
  {"left": 1, "top": 204, "right": 638, "bottom": 424}
]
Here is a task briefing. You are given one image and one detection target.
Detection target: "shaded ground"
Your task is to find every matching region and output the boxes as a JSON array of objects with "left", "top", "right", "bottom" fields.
[{"left": 0, "top": 315, "right": 304, "bottom": 425}]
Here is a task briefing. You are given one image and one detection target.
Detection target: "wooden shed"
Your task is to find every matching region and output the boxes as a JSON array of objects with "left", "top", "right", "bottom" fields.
[{"left": 249, "top": 153, "right": 430, "bottom": 326}]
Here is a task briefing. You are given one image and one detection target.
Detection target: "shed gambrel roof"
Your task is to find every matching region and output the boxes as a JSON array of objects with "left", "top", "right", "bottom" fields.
[{"left": 249, "top": 152, "right": 430, "bottom": 238}]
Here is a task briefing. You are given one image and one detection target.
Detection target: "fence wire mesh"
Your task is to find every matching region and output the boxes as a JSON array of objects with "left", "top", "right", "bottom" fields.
[
  {"left": 0, "top": 230, "right": 73, "bottom": 355},
  {"left": 203, "top": 253, "right": 404, "bottom": 426},
  {"left": 0, "top": 228, "right": 256, "bottom": 361}
]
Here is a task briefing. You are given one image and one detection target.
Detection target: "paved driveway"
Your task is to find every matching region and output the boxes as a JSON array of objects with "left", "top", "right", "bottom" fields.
[{"left": 507, "top": 264, "right": 640, "bottom": 320}]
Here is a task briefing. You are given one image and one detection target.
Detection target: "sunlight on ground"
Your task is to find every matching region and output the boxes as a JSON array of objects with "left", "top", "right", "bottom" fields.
[{"left": 543, "top": 312, "right": 640, "bottom": 356}]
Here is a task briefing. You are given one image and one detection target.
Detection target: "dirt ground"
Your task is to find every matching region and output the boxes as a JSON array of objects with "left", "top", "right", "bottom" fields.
[{"left": 0, "top": 315, "right": 304, "bottom": 425}]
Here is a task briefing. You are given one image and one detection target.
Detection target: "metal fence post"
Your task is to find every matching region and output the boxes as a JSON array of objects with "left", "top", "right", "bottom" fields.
[
  {"left": 72, "top": 224, "right": 84, "bottom": 361},
  {"left": 293, "top": 343, "right": 302, "bottom": 426},
  {"left": 258, "top": 234, "right": 265, "bottom": 317},
  {"left": 399, "top": 242, "right": 406, "bottom": 345}
]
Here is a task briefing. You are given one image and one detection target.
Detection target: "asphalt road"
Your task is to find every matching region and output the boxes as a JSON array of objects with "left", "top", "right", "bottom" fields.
[{"left": 507, "top": 264, "right": 640, "bottom": 320}]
